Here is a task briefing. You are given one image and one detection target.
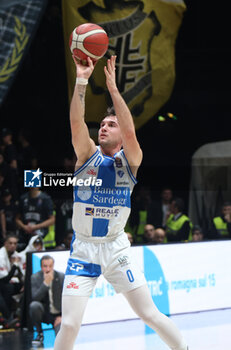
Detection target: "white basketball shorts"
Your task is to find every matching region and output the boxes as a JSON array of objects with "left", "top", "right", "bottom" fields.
[{"left": 63, "top": 232, "right": 146, "bottom": 297}]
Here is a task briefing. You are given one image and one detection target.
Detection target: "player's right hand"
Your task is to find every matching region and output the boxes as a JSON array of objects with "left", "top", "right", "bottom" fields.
[{"left": 72, "top": 55, "right": 96, "bottom": 80}]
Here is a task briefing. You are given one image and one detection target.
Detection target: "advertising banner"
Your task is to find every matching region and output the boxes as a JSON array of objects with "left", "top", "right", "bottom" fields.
[{"left": 31, "top": 240, "right": 231, "bottom": 325}]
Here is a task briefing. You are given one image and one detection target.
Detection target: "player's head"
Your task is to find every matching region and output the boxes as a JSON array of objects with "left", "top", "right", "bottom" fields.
[{"left": 98, "top": 106, "right": 122, "bottom": 150}]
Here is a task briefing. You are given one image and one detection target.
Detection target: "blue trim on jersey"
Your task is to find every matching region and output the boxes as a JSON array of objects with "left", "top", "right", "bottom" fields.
[
  {"left": 92, "top": 218, "right": 109, "bottom": 237},
  {"left": 65, "top": 258, "right": 101, "bottom": 277},
  {"left": 70, "top": 230, "right": 76, "bottom": 255},
  {"left": 74, "top": 149, "right": 100, "bottom": 176},
  {"left": 121, "top": 150, "right": 138, "bottom": 184}
]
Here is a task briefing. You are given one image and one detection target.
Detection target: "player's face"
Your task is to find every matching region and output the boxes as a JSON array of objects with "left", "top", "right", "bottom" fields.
[{"left": 98, "top": 116, "right": 122, "bottom": 148}]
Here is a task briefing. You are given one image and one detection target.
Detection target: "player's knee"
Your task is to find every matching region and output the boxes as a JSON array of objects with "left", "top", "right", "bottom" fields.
[
  {"left": 60, "top": 320, "right": 81, "bottom": 337},
  {"left": 140, "top": 309, "right": 160, "bottom": 326}
]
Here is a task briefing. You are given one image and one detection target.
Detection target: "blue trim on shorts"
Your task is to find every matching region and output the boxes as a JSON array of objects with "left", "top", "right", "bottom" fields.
[{"left": 65, "top": 258, "right": 101, "bottom": 277}]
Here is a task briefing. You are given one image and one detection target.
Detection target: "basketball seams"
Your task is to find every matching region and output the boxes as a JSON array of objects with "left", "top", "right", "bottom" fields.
[
  {"left": 70, "top": 23, "right": 109, "bottom": 61},
  {"left": 75, "top": 29, "right": 107, "bottom": 42}
]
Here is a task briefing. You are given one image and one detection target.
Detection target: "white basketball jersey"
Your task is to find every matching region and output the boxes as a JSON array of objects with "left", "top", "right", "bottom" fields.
[{"left": 72, "top": 147, "right": 137, "bottom": 241}]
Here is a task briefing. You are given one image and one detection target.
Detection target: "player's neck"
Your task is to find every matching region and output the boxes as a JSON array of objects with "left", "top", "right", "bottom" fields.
[{"left": 100, "top": 144, "right": 121, "bottom": 158}]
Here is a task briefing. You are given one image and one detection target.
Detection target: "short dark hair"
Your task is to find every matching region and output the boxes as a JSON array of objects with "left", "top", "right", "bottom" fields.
[
  {"left": 192, "top": 225, "right": 203, "bottom": 234},
  {"left": 40, "top": 255, "right": 54, "bottom": 265},
  {"left": 104, "top": 106, "right": 116, "bottom": 118},
  {"left": 4, "top": 233, "right": 18, "bottom": 243}
]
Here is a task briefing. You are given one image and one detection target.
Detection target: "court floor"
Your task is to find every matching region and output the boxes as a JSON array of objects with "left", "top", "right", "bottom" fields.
[{"left": 1, "top": 308, "right": 231, "bottom": 350}]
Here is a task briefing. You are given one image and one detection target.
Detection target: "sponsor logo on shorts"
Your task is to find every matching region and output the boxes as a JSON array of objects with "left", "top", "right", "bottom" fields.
[
  {"left": 118, "top": 255, "right": 130, "bottom": 267},
  {"left": 67, "top": 282, "right": 79, "bottom": 289}
]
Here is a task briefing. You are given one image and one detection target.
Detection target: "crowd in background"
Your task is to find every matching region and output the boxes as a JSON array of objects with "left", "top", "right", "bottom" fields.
[{"left": 0, "top": 126, "right": 231, "bottom": 333}]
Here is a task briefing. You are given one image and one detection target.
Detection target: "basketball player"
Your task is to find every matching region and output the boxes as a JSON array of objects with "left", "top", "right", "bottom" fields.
[{"left": 54, "top": 56, "right": 189, "bottom": 350}]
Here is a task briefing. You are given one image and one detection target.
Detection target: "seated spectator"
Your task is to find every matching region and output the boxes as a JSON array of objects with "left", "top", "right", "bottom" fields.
[
  {"left": 29, "top": 255, "right": 64, "bottom": 346},
  {"left": 125, "top": 232, "right": 134, "bottom": 245},
  {"left": 15, "top": 188, "right": 55, "bottom": 249},
  {"left": 143, "top": 224, "right": 156, "bottom": 244},
  {"left": 154, "top": 227, "right": 166, "bottom": 244},
  {"left": 209, "top": 201, "right": 231, "bottom": 239},
  {"left": 191, "top": 225, "right": 204, "bottom": 242},
  {"left": 18, "top": 235, "right": 45, "bottom": 276},
  {"left": 55, "top": 231, "right": 73, "bottom": 250},
  {"left": 147, "top": 187, "right": 173, "bottom": 228},
  {"left": 166, "top": 197, "right": 192, "bottom": 242},
  {"left": 0, "top": 234, "right": 23, "bottom": 328},
  {"left": 0, "top": 188, "right": 18, "bottom": 243},
  {"left": 143, "top": 224, "right": 166, "bottom": 244}
]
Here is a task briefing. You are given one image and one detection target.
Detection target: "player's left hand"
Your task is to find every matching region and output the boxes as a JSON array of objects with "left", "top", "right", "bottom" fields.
[{"left": 104, "top": 55, "right": 117, "bottom": 92}]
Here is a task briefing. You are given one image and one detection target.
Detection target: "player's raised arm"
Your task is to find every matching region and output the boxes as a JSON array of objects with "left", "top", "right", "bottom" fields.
[
  {"left": 104, "top": 56, "right": 143, "bottom": 172},
  {"left": 70, "top": 56, "right": 97, "bottom": 165}
]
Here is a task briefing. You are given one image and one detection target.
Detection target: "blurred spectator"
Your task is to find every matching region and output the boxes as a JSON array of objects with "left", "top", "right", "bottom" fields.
[
  {"left": 1, "top": 128, "right": 18, "bottom": 170},
  {"left": 0, "top": 151, "right": 12, "bottom": 190},
  {"left": 17, "top": 128, "right": 38, "bottom": 172},
  {"left": 191, "top": 225, "right": 204, "bottom": 242},
  {"left": 0, "top": 128, "right": 19, "bottom": 201},
  {"left": 129, "top": 185, "right": 153, "bottom": 243},
  {"left": 18, "top": 235, "right": 45, "bottom": 277},
  {"left": 147, "top": 187, "right": 173, "bottom": 227},
  {"left": 143, "top": 224, "right": 156, "bottom": 244},
  {"left": 166, "top": 197, "right": 192, "bottom": 242},
  {"left": 30, "top": 255, "right": 64, "bottom": 346},
  {"left": 125, "top": 232, "right": 134, "bottom": 245},
  {"left": 0, "top": 234, "right": 23, "bottom": 328},
  {"left": 43, "top": 210, "right": 56, "bottom": 249},
  {"left": 142, "top": 224, "right": 166, "bottom": 244},
  {"left": 0, "top": 188, "right": 18, "bottom": 244},
  {"left": 15, "top": 188, "right": 55, "bottom": 248},
  {"left": 209, "top": 201, "right": 231, "bottom": 239},
  {"left": 55, "top": 199, "right": 73, "bottom": 246},
  {"left": 55, "top": 231, "right": 73, "bottom": 250},
  {"left": 154, "top": 227, "right": 166, "bottom": 244}
]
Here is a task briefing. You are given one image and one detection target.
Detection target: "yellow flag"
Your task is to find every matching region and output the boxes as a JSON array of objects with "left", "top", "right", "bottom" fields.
[{"left": 62, "top": 0, "right": 186, "bottom": 129}]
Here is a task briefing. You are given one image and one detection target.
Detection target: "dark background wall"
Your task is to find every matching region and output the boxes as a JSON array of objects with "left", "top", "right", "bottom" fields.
[{"left": 1, "top": 0, "right": 230, "bottom": 202}]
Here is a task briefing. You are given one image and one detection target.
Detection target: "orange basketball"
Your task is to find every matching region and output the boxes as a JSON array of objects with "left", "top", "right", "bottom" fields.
[{"left": 69, "top": 23, "right": 109, "bottom": 63}]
